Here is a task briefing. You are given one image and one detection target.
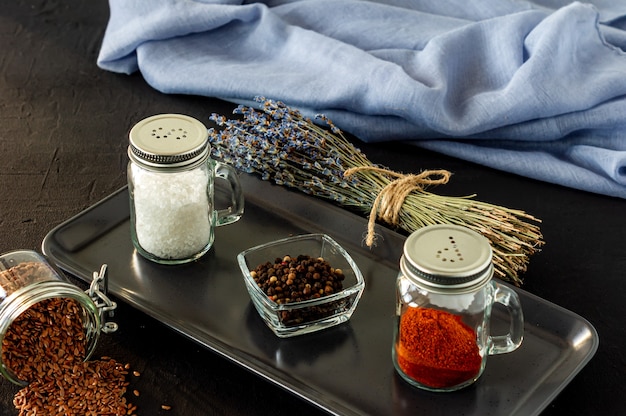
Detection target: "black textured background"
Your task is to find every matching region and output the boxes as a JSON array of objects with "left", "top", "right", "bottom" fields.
[{"left": 1, "top": 1, "right": 625, "bottom": 415}]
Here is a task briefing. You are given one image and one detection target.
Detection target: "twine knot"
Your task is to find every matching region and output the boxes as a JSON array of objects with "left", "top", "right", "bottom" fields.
[{"left": 343, "top": 166, "right": 451, "bottom": 247}]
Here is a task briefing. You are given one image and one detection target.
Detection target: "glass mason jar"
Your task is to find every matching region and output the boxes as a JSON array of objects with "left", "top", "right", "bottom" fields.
[
  {"left": 0, "top": 250, "right": 116, "bottom": 385},
  {"left": 127, "top": 114, "right": 244, "bottom": 265},
  {"left": 392, "top": 224, "right": 524, "bottom": 392}
]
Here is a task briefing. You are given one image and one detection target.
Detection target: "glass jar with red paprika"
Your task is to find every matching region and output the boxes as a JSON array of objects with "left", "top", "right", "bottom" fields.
[{"left": 392, "top": 224, "right": 524, "bottom": 392}]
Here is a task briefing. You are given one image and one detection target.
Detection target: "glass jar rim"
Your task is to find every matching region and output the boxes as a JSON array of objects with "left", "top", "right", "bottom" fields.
[{"left": 400, "top": 254, "right": 493, "bottom": 294}]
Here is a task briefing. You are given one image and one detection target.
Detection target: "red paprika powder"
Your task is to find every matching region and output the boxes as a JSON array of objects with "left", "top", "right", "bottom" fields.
[{"left": 395, "top": 307, "right": 482, "bottom": 389}]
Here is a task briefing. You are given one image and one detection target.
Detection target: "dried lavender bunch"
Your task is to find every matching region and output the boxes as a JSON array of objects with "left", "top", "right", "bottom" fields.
[{"left": 208, "top": 97, "right": 543, "bottom": 285}]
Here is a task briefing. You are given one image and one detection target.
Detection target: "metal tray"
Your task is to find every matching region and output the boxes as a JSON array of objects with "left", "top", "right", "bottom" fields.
[{"left": 42, "top": 174, "right": 598, "bottom": 416}]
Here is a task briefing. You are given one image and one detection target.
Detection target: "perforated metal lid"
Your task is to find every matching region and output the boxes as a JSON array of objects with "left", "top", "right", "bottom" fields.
[
  {"left": 128, "top": 114, "right": 209, "bottom": 169},
  {"left": 401, "top": 224, "right": 493, "bottom": 293}
]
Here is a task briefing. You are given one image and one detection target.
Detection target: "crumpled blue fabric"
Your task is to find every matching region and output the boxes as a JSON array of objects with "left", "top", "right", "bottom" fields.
[{"left": 97, "top": 0, "right": 626, "bottom": 199}]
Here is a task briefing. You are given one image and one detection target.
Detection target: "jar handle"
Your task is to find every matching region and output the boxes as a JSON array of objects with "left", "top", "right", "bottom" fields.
[
  {"left": 488, "top": 283, "right": 524, "bottom": 355},
  {"left": 214, "top": 162, "right": 245, "bottom": 226}
]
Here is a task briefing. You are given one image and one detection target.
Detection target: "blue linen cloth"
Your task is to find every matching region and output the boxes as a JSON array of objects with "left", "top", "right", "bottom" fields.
[{"left": 97, "top": 0, "right": 626, "bottom": 199}]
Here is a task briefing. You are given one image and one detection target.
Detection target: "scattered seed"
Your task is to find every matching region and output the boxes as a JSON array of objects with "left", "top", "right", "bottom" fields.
[
  {"left": 133, "top": 370, "right": 141, "bottom": 377},
  {"left": 133, "top": 389, "right": 140, "bottom": 397},
  {"left": 161, "top": 404, "right": 172, "bottom": 410},
  {"left": 1, "top": 262, "right": 137, "bottom": 415}
]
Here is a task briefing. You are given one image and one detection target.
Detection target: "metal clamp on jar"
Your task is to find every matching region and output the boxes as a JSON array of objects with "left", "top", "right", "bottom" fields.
[{"left": 0, "top": 250, "right": 117, "bottom": 385}]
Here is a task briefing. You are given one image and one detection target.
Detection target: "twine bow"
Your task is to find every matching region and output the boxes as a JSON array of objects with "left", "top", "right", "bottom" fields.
[{"left": 343, "top": 166, "right": 452, "bottom": 247}]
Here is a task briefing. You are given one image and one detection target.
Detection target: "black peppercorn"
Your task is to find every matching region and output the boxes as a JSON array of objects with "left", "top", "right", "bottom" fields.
[{"left": 250, "top": 254, "right": 347, "bottom": 326}]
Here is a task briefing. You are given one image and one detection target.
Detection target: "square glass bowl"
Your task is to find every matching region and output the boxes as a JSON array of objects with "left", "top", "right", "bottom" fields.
[{"left": 237, "top": 234, "right": 365, "bottom": 338}]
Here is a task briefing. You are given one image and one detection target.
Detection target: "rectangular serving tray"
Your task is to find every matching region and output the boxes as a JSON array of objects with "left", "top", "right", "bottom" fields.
[{"left": 42, "top": 174, "right": 598, "bottom": 416}]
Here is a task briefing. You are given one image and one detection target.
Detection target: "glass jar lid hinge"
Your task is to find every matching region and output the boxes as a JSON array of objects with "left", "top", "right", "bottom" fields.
[{"left": 87, "top": 264, "right": 118, "bottom": 334}]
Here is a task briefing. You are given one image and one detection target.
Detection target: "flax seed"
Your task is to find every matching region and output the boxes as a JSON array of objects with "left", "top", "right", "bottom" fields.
[{"left": 1, "top": 263, "right": 137, "bottom": 416}]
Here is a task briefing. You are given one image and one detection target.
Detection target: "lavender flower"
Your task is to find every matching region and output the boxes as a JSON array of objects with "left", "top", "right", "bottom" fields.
[{"left": 208, "top": 97, "right": 543, "bottom": 285}]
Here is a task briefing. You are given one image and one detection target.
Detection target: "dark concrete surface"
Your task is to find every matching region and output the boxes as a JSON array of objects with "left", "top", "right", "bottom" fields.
[{"left": 1, "top": 1, "right": 624, "bottom": 415}]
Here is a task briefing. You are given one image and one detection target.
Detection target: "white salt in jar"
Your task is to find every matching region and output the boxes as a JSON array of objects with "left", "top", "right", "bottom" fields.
[{"left": 127, "top": 114, "right": 244, "bottom": 264}]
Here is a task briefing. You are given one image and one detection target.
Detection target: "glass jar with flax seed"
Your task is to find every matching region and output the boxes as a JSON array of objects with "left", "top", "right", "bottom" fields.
[{"left": 0, "top": 250, "right": 114, "bottom": 385}]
